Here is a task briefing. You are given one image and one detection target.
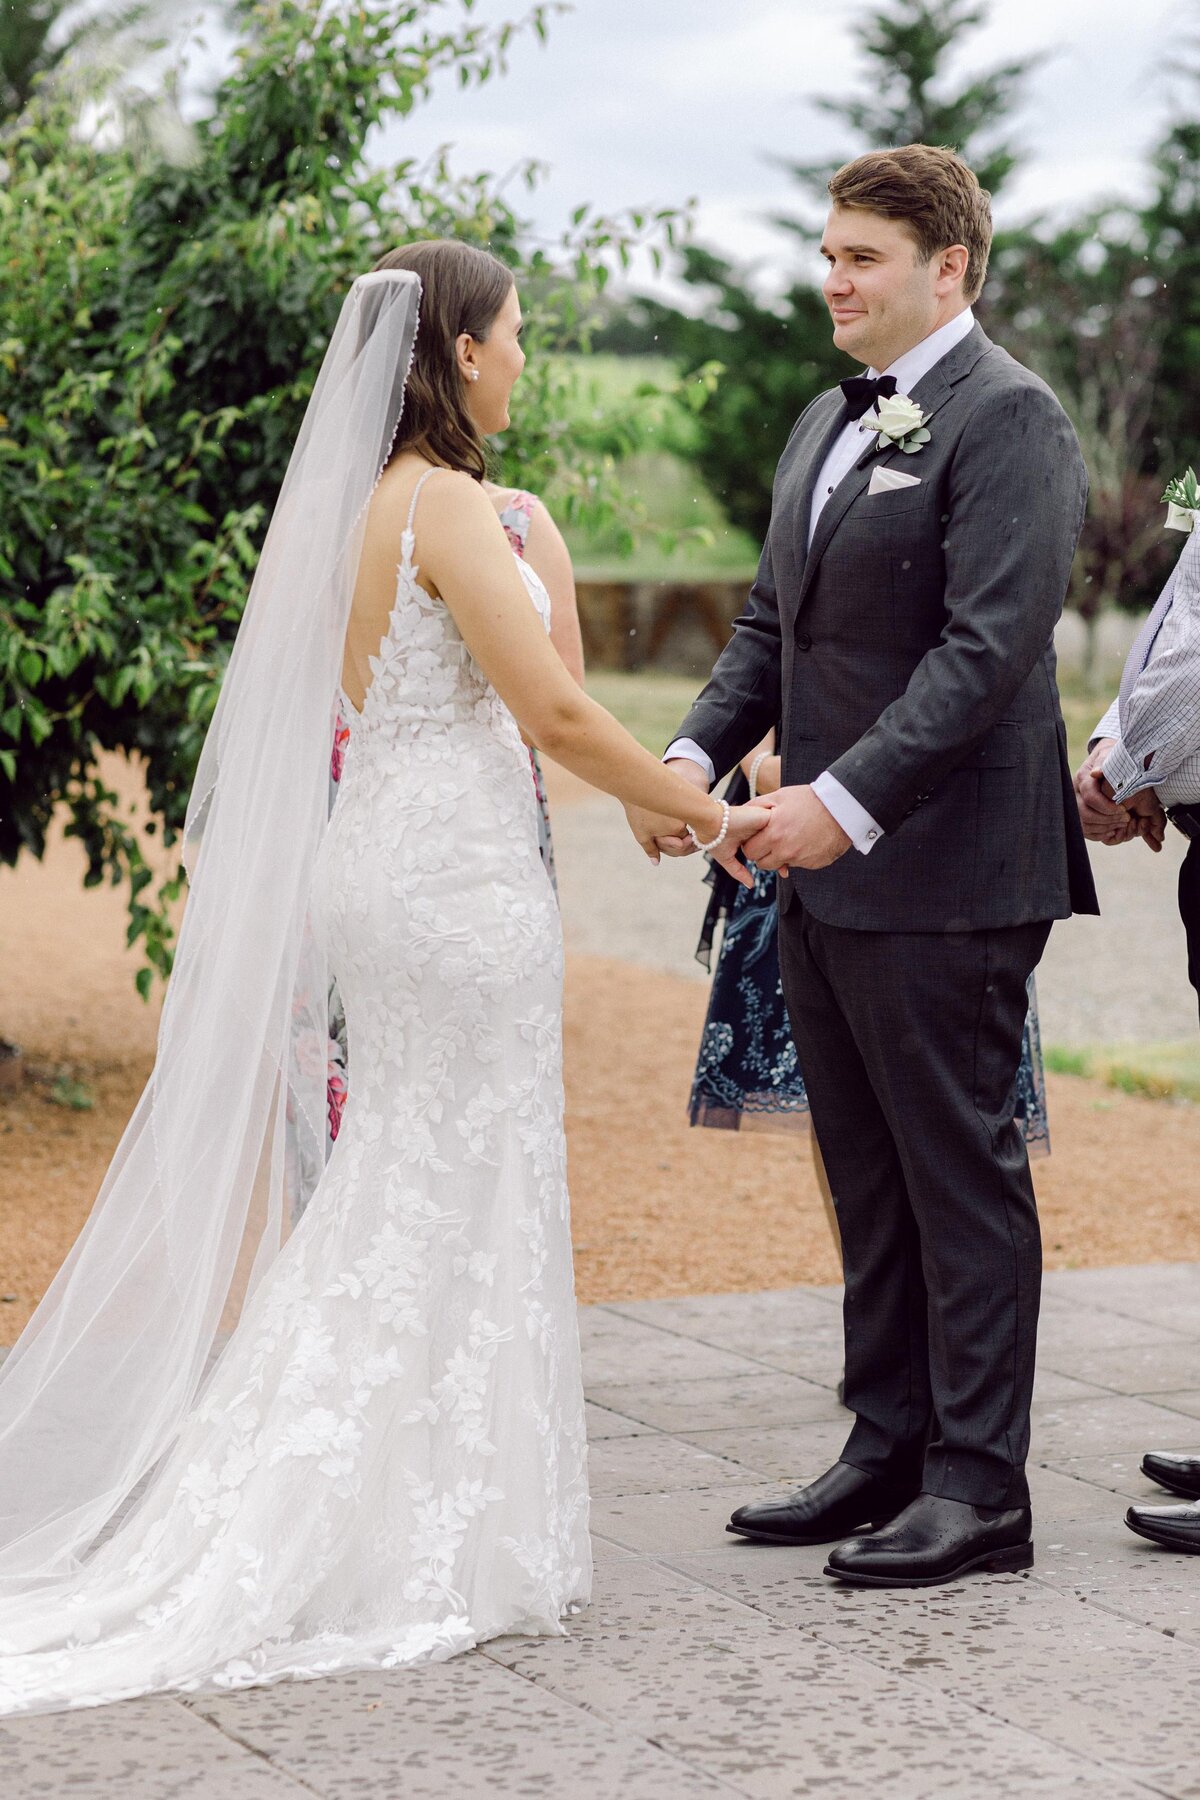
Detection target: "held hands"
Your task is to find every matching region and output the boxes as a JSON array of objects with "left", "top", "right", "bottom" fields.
[
  {"left": 624, "top": 758, "right": 710, "bottom": 863},
  {"left": 622, "top": 759, "right": 768, "bottom": 890},
  {"left": 1074, "top": 739, "right": 1130, "bottom": 844},
  {"left": 1074, "top": 740, "right": 1166, "bottom": 852},
  {"left": 1125, "top": 786, "right": 1168, "bottom": 853},
  {"left": 624, "top": 800, "right": 769, "bottom": 889},
  {"left": 709, "top": 803, "right": 772, "bottom": 889},
  {"left": 625, "top": 767, "right": 851, "bottom": 878},
  {"left": 742, "top": 783, "right": 852, "bottom": 874}
]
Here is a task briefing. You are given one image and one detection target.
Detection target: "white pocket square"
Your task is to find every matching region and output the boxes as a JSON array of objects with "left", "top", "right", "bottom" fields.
[{"left": 868, "top": 466, "right": 922, "bottom": 495}]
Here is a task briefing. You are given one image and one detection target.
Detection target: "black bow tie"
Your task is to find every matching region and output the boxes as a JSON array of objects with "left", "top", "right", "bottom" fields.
[{"left": 839, "top": 374, "right": 898, "bottom": 420}]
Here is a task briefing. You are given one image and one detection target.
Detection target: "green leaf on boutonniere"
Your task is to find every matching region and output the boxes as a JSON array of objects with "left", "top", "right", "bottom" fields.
[
  {"left": 898, "top": 428, "right": 931, "bottom": 456},
  {"left": 861, "top": 393, "right": 931, "bottom": 457},
  {"left": 1162, "top": 467, "right": 1199, "bottom": 533}
]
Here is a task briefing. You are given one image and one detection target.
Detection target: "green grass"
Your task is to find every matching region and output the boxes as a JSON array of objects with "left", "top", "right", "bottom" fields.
[
  {"left": 567, "top": 449, "right": 759, "bottom": 581},
  {"left": 589, "top": 664, "right": 1115, "bottom": 767},
  {"left": 550, "top": 353, "right": 700, "bottom": 455},
  {"left": 594, "top": 667, "right": 1196, "bottom": 1110},
  {"left": 48, "top": 1074, "right": 94, "bottom": 1111},
  {"left": 548, "top": 353, "right": 761, "bottom": 582},
  {"left": 1045, "top": 1042, "right": 1200, "bottom": 1104},
  {"left": 584, "top": 669, "right": 702, "bottom": 755},
  {"left": 1058, "top": 682, "right": 1113, "bottom": 774}
]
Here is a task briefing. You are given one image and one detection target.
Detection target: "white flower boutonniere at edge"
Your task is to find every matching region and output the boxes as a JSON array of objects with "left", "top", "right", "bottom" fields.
[
  {"left": 860, "top": 391, "right": 931, "bottom": 456},
  {"left": 1162, "top": 467, "right": 1199, "bottom": 534}
]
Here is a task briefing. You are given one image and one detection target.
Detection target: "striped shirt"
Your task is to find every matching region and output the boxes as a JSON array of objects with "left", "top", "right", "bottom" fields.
[{"left": 1093, "top": 524, "right": 1200, "bottom": 807}]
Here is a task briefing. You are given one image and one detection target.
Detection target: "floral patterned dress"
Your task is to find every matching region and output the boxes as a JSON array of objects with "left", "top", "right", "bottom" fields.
[{"left": 689, "top": 770, "right": 1051, "bottom": 1155}]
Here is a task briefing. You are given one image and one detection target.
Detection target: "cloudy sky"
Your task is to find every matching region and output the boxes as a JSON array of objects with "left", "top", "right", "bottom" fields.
[{"left": 362, "top": 0, "right": 1180, "bottom": 299}]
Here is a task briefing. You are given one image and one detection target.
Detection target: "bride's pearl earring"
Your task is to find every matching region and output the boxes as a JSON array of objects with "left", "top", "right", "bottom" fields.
[{"left": 468, "top": 370, "right": 480, "bottom": 382}]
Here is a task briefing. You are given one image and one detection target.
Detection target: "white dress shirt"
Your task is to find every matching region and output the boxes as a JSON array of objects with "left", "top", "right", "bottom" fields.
[
  {"left": 1092, "top": 524, "right": 1200, "bottom": 808},
  {"left": 667, "top": 308, "right": 976, "bottom": 853}
]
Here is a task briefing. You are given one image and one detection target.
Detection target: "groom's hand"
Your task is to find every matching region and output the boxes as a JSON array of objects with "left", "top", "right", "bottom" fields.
[{"left": 743, "top": 785, "right": 851, "bottom": 873}]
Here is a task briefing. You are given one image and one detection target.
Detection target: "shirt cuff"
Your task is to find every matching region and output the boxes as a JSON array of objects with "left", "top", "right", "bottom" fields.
[
  {"left": 1101, "top": 739, "right": 1150, "bottom": 803},
  {"left": 811, "top": 771, "right": 884, "bottom": 855},
  {"left": 663, "top": 738, "right": 715, "bottom": 788}
]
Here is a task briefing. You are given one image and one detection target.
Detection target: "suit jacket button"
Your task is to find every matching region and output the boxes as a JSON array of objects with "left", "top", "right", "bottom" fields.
[{"left": 796, "top": 632, "right": 812, "bottom": 652}]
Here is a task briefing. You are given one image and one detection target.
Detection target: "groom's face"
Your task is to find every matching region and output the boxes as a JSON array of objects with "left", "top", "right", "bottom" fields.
[{"left": 820, "top": 207, "right": 942, "bottom": 371}]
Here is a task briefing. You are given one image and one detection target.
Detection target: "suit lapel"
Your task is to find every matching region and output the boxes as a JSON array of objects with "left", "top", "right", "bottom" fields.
[
  {"left": 783, "top": 392, "right": 853, "bottom": 578},
  {"left": 794, "top": 324, "right": 995, "bottom": 616}
]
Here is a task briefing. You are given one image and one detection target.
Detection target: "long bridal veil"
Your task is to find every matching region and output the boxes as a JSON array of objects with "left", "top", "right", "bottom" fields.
[{"left": 0, "top": 269, "right": 421, "bottom": 1594}]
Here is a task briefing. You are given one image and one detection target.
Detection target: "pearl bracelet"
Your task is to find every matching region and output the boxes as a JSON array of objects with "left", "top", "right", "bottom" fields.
[
  {"left": 748, "top": 752, "right": 768, "bottom": 802},
  {"left": 688, "top": 800, "right": 730, "bottom": 855}
]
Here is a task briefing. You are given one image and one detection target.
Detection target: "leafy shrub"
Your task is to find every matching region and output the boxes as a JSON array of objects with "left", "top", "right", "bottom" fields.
[{"left": 0, "top": 0, "right": 682, "bottom": 991}]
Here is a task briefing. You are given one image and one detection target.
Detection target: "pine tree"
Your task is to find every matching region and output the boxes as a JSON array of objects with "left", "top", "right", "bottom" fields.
[
  {"left": 775, "top": 0, "right": 1037, "bottom": 231},
  {"left": 611, "top": 0, "right": 1037, "bottom": 540},
  {"left": 0, "top": 0, "right": 174, "bottom": 122},
  {"left": 1140, "top": 113, "right": 1200, "bottom": 476}
]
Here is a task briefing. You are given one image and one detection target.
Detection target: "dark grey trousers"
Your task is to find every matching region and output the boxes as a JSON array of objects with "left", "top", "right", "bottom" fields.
[{"left": 778, "top": 902, "right": 1053, "bottom": 1510}]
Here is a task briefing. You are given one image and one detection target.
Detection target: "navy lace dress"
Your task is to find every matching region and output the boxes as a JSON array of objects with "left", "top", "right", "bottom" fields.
[{"left": 689, "top": 773, "right": 1051, "bottom": 1155}]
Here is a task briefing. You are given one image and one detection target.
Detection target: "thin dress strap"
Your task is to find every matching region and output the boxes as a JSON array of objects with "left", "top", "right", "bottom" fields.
[{"left": 403, "top": 465, "right": 440, "bottom": 545}]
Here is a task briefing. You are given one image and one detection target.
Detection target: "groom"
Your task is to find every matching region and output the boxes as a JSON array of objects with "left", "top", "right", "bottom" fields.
[{"left": 629, "top": 144, "right": 1097, "bottom": 1586}]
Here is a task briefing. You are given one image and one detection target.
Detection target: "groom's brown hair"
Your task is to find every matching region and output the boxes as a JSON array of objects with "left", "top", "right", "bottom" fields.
[{"left": 828, "top": 144, "right": 993, "bottom": 303}]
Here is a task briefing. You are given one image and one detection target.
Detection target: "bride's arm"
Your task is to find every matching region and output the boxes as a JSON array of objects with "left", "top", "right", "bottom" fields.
[{"left": 417, "top": 473, "right": 762, "bottom": 857}]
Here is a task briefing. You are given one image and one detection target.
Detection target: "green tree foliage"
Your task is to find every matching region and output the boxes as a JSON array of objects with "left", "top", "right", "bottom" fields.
[
  {"left": 608, "top": 247, "right": 846, "bottom": 546},
  {"left": 1140, "top": 114, "right": 1200, "bottom": 478},
  {"left": 611, "top": 1, "right": 1199, "bottom": 632},
  {"left": 981, "top": 62, "right": 1200, "bottom": 625},
  {"left": 0, "top": 0, "right": 682, "bottom": 991},
  {"left": 0, "top": 0, "right": 179, "bottom": 123},
  {"left": 607, "top": 0, "right": 1036, "bottom": 541},
  {"left": 984, "top": 216, "right": 1173, "bottom": 637},
  {"left": 773, "top": 0, "right": 1037, "bottom": 225}
]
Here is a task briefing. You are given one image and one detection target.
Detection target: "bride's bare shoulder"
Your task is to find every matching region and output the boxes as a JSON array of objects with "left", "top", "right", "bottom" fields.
[
  {"left": 362, "top": 459, "right": 474, "bottom": 546},
  {"left": 414, "top": 467, "right": 504, "bottom": 539}
]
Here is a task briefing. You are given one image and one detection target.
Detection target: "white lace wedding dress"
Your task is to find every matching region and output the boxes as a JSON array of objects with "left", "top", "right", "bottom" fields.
[{"left": 0, "top": 469, "right": 591, "bottom": 1715}]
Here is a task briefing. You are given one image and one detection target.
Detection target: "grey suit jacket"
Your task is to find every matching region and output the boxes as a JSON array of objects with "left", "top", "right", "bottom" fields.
[{"left": 675, "top": 324, "right": 1099, "bottom": 932}]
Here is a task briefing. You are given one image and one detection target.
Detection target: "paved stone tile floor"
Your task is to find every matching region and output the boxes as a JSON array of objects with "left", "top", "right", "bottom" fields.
[{"left": 6, "top": 1265, "right": 1200, "bottom": 1798}]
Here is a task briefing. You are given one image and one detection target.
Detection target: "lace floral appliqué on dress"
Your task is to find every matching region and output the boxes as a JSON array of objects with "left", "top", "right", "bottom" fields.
[{"left": 0, "top": 469, "right": 590, "bottom": 1717}]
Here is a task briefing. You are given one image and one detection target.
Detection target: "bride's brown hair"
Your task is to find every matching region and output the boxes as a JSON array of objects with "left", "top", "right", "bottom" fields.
[{"left": 372, "top": 239, "right": 515, "bottom": 480}]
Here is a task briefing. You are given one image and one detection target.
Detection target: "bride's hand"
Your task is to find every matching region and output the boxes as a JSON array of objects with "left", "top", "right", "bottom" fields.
[{"left": 709, "top": 803, "right": 770, "bottom": 889}]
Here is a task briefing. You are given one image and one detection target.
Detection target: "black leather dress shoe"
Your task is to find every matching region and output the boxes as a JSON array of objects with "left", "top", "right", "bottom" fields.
[
  {"left": 726, "top": 1461, "right": 914, "bottom": 1547},
  {"left": 1141, "top": 1451, "right": 1200, "bottom": 1500},
  {"left": 1126, "top": 1500, "right": 1200, "bottom": 1551},
  {"left": 824, "top": 1493, "right": 1033, "bottom": 1587}
]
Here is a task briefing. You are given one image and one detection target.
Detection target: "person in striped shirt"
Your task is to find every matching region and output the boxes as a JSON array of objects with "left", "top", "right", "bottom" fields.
[
  {"left": 1074, "top": 517, "right": 1200, "bottom": 1014},
  {"left": 1074, "top": 516, "right": 1200, "bottom": 1554}
]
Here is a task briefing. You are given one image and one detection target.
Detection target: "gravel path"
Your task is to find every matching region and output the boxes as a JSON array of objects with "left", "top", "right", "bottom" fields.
[
  {"left": 1, "top": 754, "right": 1195, "bottom": 1345},
  {"left": 544, "top": 765, "right": 1197, "bottom": 1048}
]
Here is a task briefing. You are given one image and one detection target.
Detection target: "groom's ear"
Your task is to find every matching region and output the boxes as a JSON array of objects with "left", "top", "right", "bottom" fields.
[{"left": 932, "top": 244, "right": 970, "bottom": 297}]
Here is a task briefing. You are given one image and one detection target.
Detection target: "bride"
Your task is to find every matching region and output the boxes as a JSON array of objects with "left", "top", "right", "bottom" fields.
[{"left": 0, "top": 241, "right": 765, "bottom": 1714}]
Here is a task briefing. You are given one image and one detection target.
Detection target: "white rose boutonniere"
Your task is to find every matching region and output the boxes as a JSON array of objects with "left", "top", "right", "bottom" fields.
[
  {"left": 1162, "top": 467, "right": 1199, "bottom": 534},
  {"left": 860, "top": 391, "right": 931, "bottom": 457}
]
